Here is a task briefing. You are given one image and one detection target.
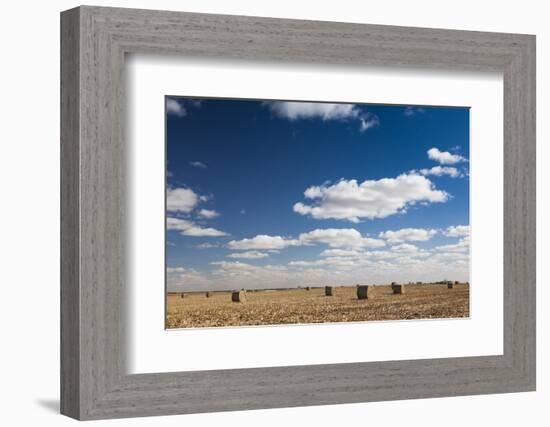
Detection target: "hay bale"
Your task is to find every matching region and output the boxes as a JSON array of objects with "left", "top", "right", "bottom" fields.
[
  {"left": 305, "top": 286, "right": 311, "bottom": 291},
  {"left": 180, "top": 293, "right": 185, "bottom": 299},
  {"left": 391, "top": 283, "right": 405, "bottom": 294},
  {"left": 356, "top": 285, "right": 370, "bottom": 300},
  {"left": 231, "top": 290, "right": 246, "bottom": 302},
  {"left": 206, "top": 291, "right": 212, "bottom": 298},
  {"left": 447, "top": 281, "right": 455, "bottom": 289},
  {"left": 325, "top": 286, "right": 333, "bottom": 296}
]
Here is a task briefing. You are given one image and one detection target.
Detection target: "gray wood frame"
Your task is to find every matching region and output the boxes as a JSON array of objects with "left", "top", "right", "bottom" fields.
[{"left": 60, "top": 5, "right": 536, "bottom": 421}]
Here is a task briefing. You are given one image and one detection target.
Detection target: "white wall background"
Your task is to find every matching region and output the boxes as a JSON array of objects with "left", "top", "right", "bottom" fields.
[{"left": 0, "top": 0, "right": 546, "bottom": 425}]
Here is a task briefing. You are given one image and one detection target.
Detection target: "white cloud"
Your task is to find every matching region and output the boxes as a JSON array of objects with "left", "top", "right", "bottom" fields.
[
  {"left": 167, "top": 217, "right": 195, "bottom": 231},
  {"left": 293, "top": 173, "right": 449, "bottom": 222},
  {"left": 166, "top": 98, "right": 186, "bottom": 117},
  {"left": 183, "top": 227, "right": 228, "bottom": 237},
  {"left": 379, "top": 227, "right": 438, "bottom": 243},
  {"left": 227, "top": 251, "right": 269, "bottom": 259},
  {"left": 431, "top": 251, "right": 469, "bottom": 262},
  {"left": 167, "top": 187, "right": 200, "bottom": 213},
  {"left": 263, "top": 101, "right": 379, "bottom": 132},
  {"left": 166, "top": 98, "right": 202, "bottom": 117},
  {"left": 427, "top": 147, "right": 467, "bottom": 165},
  {"left": 196, "top": 242, "right": 220, "bottom": 249},
  {"left": 359, "top": 112, "right": 380, "bottom": 132},
  {"left": 418, "top": 166, "right": 462, "bottom": 178},
  {"left": 444, "top": 225, "right": 470, "bottom": 237},
  {"left": 189, "top": 161, "right": 207, "bottom": 169},
  {"left": 320, "top": 249, "right": 363, "bottom": 257},
  {"left": 167, "top": 265, "right": 211, "bottom": 290},
  {"left": 211, "top": 261, "right": 256, "bottom": 271},
  {"left": 210, "top": 261, "right": 288, "bottom": 279},
  {"left": 167, "top": 248, "right": 469, "bottom": 291},
  {"left": 359, "top": 250, "right": 395, "bottom": 259},
  {"left": 299, "top": 228, "right": 385, "bottom": 249},
  {"left": 197, "top": 209, "right": 220, "bottom": 219},
  {"left": 227, "top": 235, "right": 299, "bottom": 251},
  {"left": 391, "top": 243, "right": 421, "bottom": 254},
  {"left": 227, "top": 228, "right": 384, "bottom": 252},
  {"left": 167, "top": 217, "right": 228, "bottom": 237},
  {"left": 265, "top": 101, "right": 361, "bottom": 121},
  {"left": 167, "top": 266, "right": 186, "bottom": 273},
  {"left": 435, "top": 236, "right": 470, "bottom": 253},
  {"left": 289, "top": 257, "right": 359, "bottom": 269},
  {"left": 404, "top": 106, "right": 425, "bottom": 117}
]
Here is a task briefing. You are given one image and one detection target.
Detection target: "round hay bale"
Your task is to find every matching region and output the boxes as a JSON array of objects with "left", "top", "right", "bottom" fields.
[
  {"left": 305, "top": 286, "right": 311, "bottom": 291},
  {"left": 180, "top": 293, "right": 185, "bottom": 299},
  {"left": 206, "top": 291, "right": 212, "bottom": 298},
  {"left": 391, "top": 283, "right": 405, "bottom": 294},
  {"left": 357, "top": 285, "right": 370, "bottom": 300},
  {"left": 325, "top": 286, "right": 333, "bottom": 296},
  {"left": 447, "top": 281, "right": 455, "bottom": 289},
  {"left": 232, "top": 290, "right": 246, "bottom": 302}
]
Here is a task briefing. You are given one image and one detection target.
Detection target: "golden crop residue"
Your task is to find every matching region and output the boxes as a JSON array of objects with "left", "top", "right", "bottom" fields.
[{"left": 166, "top": 283, "right": 470, "bottom": 329}]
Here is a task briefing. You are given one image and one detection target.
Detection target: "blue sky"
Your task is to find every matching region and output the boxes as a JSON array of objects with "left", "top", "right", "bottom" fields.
[{"left": 166, "top": 97, "right": 470, "bottom": 292}]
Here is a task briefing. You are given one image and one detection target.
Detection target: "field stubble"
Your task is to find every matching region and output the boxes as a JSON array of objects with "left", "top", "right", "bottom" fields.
[{"left": 166, "top": 283, "right": 469, "bottom": 329}]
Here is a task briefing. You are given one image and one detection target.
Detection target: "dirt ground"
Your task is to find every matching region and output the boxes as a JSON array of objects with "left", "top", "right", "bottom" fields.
[{"left": 166, "top": 283, "right": 469, "bottom": 329}]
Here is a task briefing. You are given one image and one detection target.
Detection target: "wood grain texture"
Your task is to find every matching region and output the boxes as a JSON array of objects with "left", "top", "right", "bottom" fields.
[
  {"left": 60, "top": 5, "right": 536, "bottom": 420},
  {"left": 60, "top": 7, "right": 80, "bottom": 419}
]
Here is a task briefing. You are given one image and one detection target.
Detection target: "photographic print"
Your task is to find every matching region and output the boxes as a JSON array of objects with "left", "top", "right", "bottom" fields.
[{"left": 165, "top": 97, "right": 470, "bottom": 329}]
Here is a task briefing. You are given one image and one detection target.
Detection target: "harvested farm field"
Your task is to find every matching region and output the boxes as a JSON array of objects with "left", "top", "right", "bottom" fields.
[{"left": 166, "top": 283, "right": 469, "bottom": 329}]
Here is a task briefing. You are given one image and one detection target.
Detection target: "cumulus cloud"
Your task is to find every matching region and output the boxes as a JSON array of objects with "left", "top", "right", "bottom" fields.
[
  {"left": 166, "top": 98, "right": 202, "bottom": 117},
  {"left": 427, "top": 147, "right": 467, "bottom": 165},
  {"left": 404, "top": 106, "right": 425, "bottom": 117},
  {"left": 197, "top": 209, "right": 220, "bottom": 219},
  {"left": 263, "top": 101, "right": 379, "bottom": 132},
  {"left": 380, "top": 228, "right": 438, "bottom": 243},
  {"left": 288, "top": 257, "right": 359, "bottom": 269},
  {"left": 320, "top": 249, "right": 363, "bottom": 257},
  {"left": 443, "top": 225, "right": 470, "bottom": 237},
  {"left": 299, "top": 228, "right": 385, "bottom": 249},
  {"left": 359, "top": 112, "right": 380, "bottom": 132},
  {"left": 196, "top": 242, "right": 220, "bottom": 249},
  {"left": 166, "top": 98, "right": 186, "bottom": 117},
  {"left": 210, "top": 261, "right": 288, "bottom": 279},
  {"left": 227, "top": 235, "right": 300, "bottom": 251},
  {"left": 183, "top": 227, "right": 228, "bottom": 237},
  {"left": 435, "top": 236, "right": 470, "bottom": 253},
  {"left": 265, "top": 101, "right": 361, "bottom": 121},
  {"left": 167, "top": 266, "right": 186, "bottom": 273},
  {"left": 227, "top": 251, "right": 269, "bottom": 259},
  {"left": 418, "top": 166, "right": 462, "bottom": 178},
  {"left": 167, "top": 247, "right": 470, "bottom": 291},
  {"left": 167, "top": 265, "right": 211, "bottom": 290},
  {"left": 228, "top": 228, "right": 385, "bottom": 252},
  {"left": 167, "top": 187, "right": 200, "bottom": 213},
  {"left": 167, "top": 217, "right": 228, "bottom": 237},
  {"left": 293, "top": 174, "right": 449, "bottom": 222},
  {"left": 391, "top": 243, "right": 421, "bottom": 254},
  {"left": 189, "top": 161, "right": 207, "bottom": 169},
  {"left": 167, "top": 217, "right": 195, "bottom": 231}
]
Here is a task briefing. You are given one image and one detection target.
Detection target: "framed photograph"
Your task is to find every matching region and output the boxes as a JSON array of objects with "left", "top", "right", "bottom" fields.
[
  {"left": 61, "top": 6, "right": 535, "bottom": 420},
  {"left": 164, "top": 96, "right": 471, "bottom": 329}
]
